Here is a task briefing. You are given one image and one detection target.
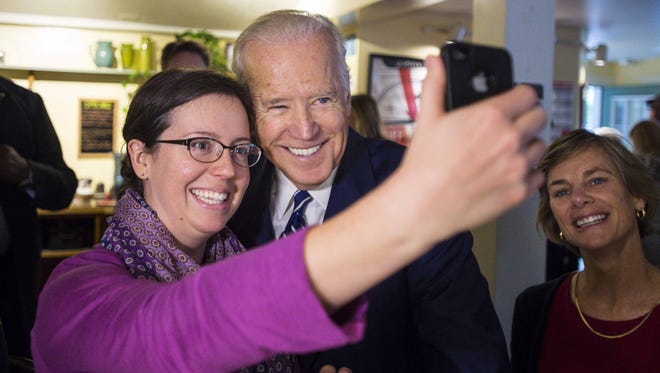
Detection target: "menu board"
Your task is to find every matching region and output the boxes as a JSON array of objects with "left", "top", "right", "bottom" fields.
[{"left": 79, "top": 99, "right": 116, "bottom": 157}]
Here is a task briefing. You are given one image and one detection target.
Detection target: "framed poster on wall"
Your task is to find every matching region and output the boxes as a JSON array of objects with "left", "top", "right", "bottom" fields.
[
  {"left": 367, "top": 54, "right": 426, "bottom": 124},
  {"left": 367, "top": 54, "right": 426, "bottom": 145},
  {"left": 79, "top": 99, "right": 116, "bottom": 158}
]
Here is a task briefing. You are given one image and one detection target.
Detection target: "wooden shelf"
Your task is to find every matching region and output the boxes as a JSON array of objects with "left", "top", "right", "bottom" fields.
[
  {"left": 42, "top": 248, "right": 91, "bottom": 259},
  {"left": 38, "top": 205, "right": 114, "bottom": 288},
  {"left": 38, "top": 204, "right": 115, "bottom": 251},
  {"left": 38, "top": 204, "right": 115, "bottom": 217},
  {"left": 0, "top": 64, "right": 153, "bottom": 83}
]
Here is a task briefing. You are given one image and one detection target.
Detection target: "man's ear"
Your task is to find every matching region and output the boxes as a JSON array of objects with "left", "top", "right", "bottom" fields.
[
  {"left": 127, "top": 139, "right": 149, "bottom": 180},
  {"left": 344, "top": 92, "right": 352, "bottom": 120}
]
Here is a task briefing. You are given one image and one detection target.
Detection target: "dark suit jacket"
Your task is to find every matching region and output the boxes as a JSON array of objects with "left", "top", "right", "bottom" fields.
[
  {"left": 0, "top": 77, "right": 77, "bottom": 356},
  {"left": 510, "top": 273, "right": 569, "bottom": 373},
  {"left": 229, "top": 129, "right": 510, "bottom": 372}
]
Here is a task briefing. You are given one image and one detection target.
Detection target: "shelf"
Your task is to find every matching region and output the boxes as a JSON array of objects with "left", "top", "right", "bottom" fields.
[
  {"left": 42, "top": 248, "right": 91, "bottom": 259},
  {"left": 38, "top": 204, "right": 115, "bottom": 251},
  {"left": 0, "top": 64, "right": 153, "bottom": 83},
  {"left": 38, "top": 204, "right": 116, "bottom": 217}
]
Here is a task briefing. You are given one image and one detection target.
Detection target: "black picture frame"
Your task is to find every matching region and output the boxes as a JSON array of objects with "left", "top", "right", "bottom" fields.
[{"left": 79, "top": 99, "right": 116, "bottom": 157}]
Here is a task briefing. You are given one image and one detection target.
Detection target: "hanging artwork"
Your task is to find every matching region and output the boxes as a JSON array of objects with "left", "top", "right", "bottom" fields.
[
  {"left": 367, "top": 54, "right": 426, "bottom": 145},
  {"left": 79, "top": 99, "right": 116, "bottom": 157},
  {"left": 367, "top": 54, "right": 426, "bottom": 125}
]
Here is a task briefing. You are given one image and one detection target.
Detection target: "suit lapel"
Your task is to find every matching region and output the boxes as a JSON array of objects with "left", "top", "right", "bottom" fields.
[
  {"left": 326, "top": 129, "right": 378, "bottom": 219},
  {"left": 229, "top": 158, "right": 276, "bottom": 248},
  {"left": 252, "top": 161, "right": 277, "bottom": 245}
]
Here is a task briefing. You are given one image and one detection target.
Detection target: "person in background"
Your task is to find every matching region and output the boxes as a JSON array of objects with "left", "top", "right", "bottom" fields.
[
  {"left": 646, "top": 94, "right": 660, "bottom": 123},
  {"left": 229, "top": 9, "right": 513, "bottom": 372},
  {"left": 160, "top": 39, "right": 210, "bottom": 70},
  {"left": 510, "top": 129, "right": 660, "bottom": 373},
  {"left": 629, "top": 119, "right": 660, "bottom": 264},
  {"left": 31, "top": 45, "right": 546, "bottom": 371},
  {"left": 629, "top": 120, "right": 660, "bottom": 179},
  {"left": 348, "top": 94, "right": 386, "bottom": 140},
  {"left": 0, "top": 76, "right": 77, "bottom": 360}
]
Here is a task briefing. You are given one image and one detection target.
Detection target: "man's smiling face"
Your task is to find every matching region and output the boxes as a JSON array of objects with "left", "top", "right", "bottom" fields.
[{"left": 243, "top": 33, "right": 350, "bottom": 190}]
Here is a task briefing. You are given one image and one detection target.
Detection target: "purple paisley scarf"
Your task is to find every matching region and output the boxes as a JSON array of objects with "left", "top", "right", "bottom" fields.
[
  {"left": 101, "top": 188, "right": 245, "bottom": 281},
  {"left": 102, "top": 188, "right": 298, "bottom": 373}
]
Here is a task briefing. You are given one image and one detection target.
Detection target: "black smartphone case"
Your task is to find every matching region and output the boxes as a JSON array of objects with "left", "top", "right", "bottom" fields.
[{"left": 441, "top": 42, "right": 513, "bottom": 110}]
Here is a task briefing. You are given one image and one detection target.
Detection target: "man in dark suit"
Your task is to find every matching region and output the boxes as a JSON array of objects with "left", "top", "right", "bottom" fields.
[
  {"left": 229, "top": 10, "right": 510, "bottom": 372},
  {"left": 0, "top": 76, "right": 77, "bottom": 358}
]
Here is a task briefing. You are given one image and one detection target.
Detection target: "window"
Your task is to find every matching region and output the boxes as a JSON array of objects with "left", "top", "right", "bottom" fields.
[
  {"left": 581, "top": 85, "right": 602, "bottom": 132},
  {"left": 610, "top": 94, "right": 652, "bottom": 136}
]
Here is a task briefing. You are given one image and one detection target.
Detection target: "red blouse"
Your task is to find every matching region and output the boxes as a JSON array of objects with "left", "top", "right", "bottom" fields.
[{"left": 537, "top": 272, "right": 660, "bottom": 372}]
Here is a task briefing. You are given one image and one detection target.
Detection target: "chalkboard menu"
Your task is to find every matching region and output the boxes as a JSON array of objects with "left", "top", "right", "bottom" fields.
[{"left": 79, "top": 99, "right": 116, "bottom": 156}]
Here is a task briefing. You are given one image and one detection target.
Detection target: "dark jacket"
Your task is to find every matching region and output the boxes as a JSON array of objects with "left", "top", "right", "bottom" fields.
[
  {"left": 229, "top": 128, "right": 511, "bottom": 372},
  {"left": 510, "top": 273, "right": 570, "bottom": 373},
  {"left": 0, "top": 77, "right": 77, "bottom": 357}
]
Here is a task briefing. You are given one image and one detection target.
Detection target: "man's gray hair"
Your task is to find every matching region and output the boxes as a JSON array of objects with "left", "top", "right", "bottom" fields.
[{"left": 232, "top": 9, "right": 350, "bottom": 96}]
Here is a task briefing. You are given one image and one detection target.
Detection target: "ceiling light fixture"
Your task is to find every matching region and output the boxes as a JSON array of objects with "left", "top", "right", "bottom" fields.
[
  {"left": 593, "top": 44, "right": 608, "bottom": 66},
  {"left": 421, "top": 23, "right": 469, "bottom": 43},
  {"left": 583, "top": 43, "right": 608, "bottom": 66}
]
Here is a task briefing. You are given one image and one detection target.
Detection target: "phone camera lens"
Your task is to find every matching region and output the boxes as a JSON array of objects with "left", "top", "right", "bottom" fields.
[{"left": 451, "top": 49, "right": 467, "bottom": 62}]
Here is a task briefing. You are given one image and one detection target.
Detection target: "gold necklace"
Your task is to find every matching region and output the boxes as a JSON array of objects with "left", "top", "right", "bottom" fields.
[{"left": 573, "top": 272, "right": 659, "bottom": 339}]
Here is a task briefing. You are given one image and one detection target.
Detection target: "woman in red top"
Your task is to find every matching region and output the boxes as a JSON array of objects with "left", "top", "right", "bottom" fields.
[{"left": 511, "top": 129, "right": 660, "bottom": 372}]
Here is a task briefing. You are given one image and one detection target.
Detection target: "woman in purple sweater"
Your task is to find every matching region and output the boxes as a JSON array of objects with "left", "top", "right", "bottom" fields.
[{"left": 32, "top": 55, "right": 547, "bottom": 372}]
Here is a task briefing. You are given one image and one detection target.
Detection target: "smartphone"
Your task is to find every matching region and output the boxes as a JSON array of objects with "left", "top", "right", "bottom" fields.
[{"left": 440, "top": 41, "right": 513, "bottom": 110}]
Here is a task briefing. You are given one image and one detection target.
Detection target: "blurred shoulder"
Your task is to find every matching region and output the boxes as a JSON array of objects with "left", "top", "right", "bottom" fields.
[
  {"left": 354, "top": 134, "right": 406, "bottom": 167},
  {"left": 0, "top": 76, "right": 42, "bottom": 109},
  {"left": 0, "top": 76, "right": 35, "bottom": 97},
  {"left": 363, "top": 135, "right": 406, "bottom": 154}
]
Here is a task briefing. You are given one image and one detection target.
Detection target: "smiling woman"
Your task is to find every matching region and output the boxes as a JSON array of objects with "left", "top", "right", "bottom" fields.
[
  {"left": 30, "top": 69, "right": 366, "bottom": 372},
  {"left": 511, "top": 129, "right": 660, "bottom": 373}
]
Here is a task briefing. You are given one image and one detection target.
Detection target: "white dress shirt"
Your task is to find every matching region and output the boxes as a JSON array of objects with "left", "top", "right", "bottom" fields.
[{"left": 271, "top": 168, "right": 336, "bottom": 238}]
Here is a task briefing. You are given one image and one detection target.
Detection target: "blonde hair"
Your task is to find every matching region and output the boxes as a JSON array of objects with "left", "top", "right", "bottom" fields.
[{"left": 629, "top": 120, "right": 660, "bottom": 157}]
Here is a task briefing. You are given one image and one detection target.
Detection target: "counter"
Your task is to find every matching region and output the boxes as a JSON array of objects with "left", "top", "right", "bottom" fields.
[{"left": 38, "top": 203, "right": 115, "bottom": 288}]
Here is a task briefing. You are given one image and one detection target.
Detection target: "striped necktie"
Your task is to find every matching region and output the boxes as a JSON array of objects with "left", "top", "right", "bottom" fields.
[{"left": 280, "top": 190, "right": 312, "bottom": 238}]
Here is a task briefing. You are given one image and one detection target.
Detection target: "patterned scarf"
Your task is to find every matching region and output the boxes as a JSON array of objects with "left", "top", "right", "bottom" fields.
[{"left": 102, "top": 188, "right": 298, "bottom": 372}]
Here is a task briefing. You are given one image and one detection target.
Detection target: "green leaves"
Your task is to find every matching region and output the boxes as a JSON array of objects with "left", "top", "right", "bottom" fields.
[{"left": 175, "top": 29, "right": 228, "bottom": 72}]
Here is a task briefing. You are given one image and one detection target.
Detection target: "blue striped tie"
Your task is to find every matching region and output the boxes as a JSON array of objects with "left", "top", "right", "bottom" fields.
[{"left": 280, "top": 190, "right": 312, "bottom": 238}]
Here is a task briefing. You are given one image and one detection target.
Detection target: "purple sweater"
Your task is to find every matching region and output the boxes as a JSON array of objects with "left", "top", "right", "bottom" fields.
[{"left": 31, "top": 231, "right": 366, "bottom": 372}]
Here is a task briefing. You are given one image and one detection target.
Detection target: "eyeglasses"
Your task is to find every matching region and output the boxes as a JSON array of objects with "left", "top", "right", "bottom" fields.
[{"left": 155, "top": 137, "right": 262, "bottom": 167}]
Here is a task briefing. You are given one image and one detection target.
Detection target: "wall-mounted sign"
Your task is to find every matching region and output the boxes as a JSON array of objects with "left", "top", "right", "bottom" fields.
[
  {"left": 367, "top": 54, "right": 426, "bottom": 146},
  {"left": 367, "top": 54, "right": 426, "bottom": 125},
  {"left": 79, "top": 99, "right": 116, "bottom": 157}
]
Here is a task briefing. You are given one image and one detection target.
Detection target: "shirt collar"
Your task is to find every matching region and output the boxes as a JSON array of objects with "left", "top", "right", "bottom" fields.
[{"left": 271, "top": 167, "right": 337, "bottom": 220}]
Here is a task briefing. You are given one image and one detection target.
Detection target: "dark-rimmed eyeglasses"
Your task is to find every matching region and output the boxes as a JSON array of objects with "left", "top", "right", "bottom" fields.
[{"left": 155, "top": 137, "right": 262, "bottom": 167}]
